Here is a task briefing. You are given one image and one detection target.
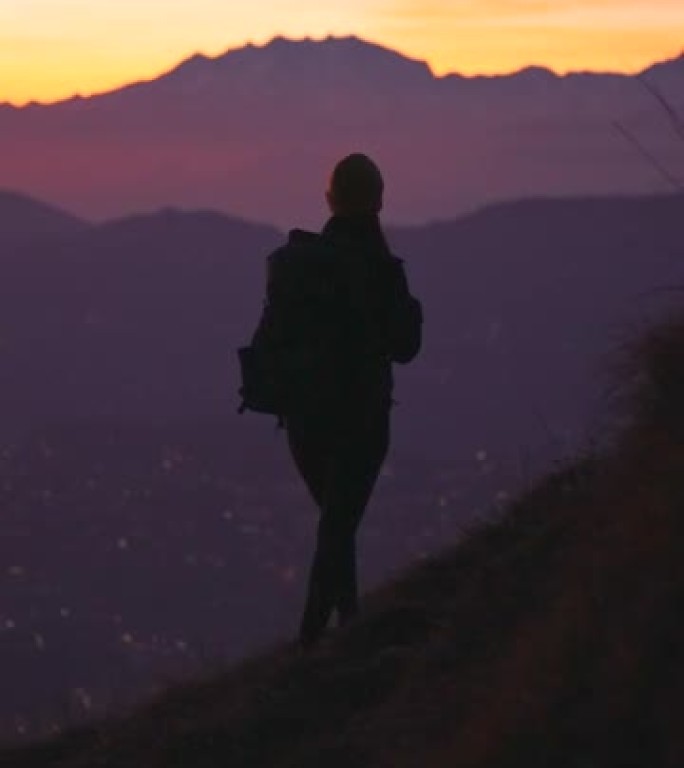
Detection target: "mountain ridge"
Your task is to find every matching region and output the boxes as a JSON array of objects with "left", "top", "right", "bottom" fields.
[
  {"left": 3, "top": 36, "right": 684, "bottom": 109},
  {"left": 0, "top": 189, "right": 88, "bottom": 247},
  {"left": 1, "top": 35, "right": 682, "bottom": 227},
  {"left": 3, "top": 186, "right": 683, "bottom": 239}
]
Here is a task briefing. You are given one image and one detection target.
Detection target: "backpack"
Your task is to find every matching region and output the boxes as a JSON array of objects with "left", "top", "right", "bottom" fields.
[{"left": 238, "top": 230, "right": 422, "bottom": 418}]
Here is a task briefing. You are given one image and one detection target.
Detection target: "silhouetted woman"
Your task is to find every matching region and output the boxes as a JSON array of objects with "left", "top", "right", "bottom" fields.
[{"left": 251, "top": 154, "right": 422, "bottom": 647}]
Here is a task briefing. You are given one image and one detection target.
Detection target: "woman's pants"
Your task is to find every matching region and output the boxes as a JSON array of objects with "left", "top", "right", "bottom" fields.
[{"left": 286, "top": 404, "right": 390, "bottom": 646}]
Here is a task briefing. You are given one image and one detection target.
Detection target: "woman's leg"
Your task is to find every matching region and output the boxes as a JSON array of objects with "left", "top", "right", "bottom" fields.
[
  {"left": 286, "top": 414, "right": 337, "bottom": 646},
  {"left": 288, "top": 407, "right": 390, "bottom": 646},
  {"left": 331, "top": 408, "right": 390, "bottom": 624}
]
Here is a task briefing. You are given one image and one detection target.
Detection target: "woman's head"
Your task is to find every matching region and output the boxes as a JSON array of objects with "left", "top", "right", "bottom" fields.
[{"left": 326, "top": 153, "right": 384, "bottom": 216}]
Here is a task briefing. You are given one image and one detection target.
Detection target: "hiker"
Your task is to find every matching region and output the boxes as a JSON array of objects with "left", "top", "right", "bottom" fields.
[{"left": 241, "top": 153, "right": 422, "bottom": 648}]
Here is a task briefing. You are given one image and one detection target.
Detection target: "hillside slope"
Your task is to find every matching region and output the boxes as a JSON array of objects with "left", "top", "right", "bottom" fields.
[{"left": 5, "top": 315, "right": 684, "bottom": 767}]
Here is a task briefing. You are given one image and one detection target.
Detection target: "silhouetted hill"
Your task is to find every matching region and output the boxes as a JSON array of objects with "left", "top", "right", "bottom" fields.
[
  {"left": 0, "top": 207, "right": 281, "bottom": 438},
  {"left": 2, "top": 191, "right": 683, "bottom": 452},
  {"left": 0, "top": 190, "right": 87, "bottom": 249},
  {"left": 5, "top": 313, "right": 683, "bottom": 767},
  {"left": 1, "top": 37, "right": 682, "bottom": 224},
  {"left": 393, "top": 192, "right": 684, "bottom": 458}
]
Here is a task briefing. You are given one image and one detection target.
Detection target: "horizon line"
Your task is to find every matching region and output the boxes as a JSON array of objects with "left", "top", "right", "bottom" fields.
[
  {"left": 3, "top": 185, "right": 683, "bottom": 234},
  {"left": 2, "top": 33, "right": 683, "bottom": 110}
]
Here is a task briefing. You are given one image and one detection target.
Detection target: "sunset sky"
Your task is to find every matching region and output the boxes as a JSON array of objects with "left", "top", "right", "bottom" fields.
[{"left": 1, "top": 0, "right": 683, "bottom": 105}]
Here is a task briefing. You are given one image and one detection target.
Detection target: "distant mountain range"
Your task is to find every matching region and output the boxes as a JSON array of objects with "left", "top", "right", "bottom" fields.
[
  {"left": 1, "top": 36, "right": 683, "bottom": 226},
  {"left": 2, "top": 188, "right": 683, "bottom": 459}
]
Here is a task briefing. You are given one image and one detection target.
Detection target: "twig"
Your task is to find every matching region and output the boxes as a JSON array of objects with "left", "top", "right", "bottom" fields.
[
  {"left": 612, "top": 120, "right": 682, "bottom": 191},
  {"left": 638, "top": 76, "right": 684, "bottom": 143}
]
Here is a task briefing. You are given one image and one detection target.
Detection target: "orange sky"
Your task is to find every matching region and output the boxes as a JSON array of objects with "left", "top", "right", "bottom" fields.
[{"left": 1, "top": 0, "right": 682, "bottom": 105}]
